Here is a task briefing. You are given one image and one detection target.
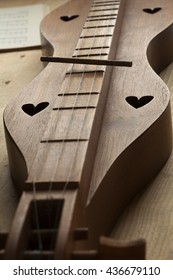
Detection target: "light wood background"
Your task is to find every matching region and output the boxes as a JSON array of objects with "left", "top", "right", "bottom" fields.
[{"left": 0, "top": 0, "right": 173, "bottom": 260}]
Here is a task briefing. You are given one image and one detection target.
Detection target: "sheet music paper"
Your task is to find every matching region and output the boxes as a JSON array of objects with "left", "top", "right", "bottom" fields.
[{"left": 0, "top": 4, "right": 48, "bottom": 50}]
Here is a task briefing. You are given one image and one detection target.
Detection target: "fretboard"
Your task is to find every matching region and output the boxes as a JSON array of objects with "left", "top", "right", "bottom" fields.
[{"left": 27, "top": 0, "right": 123, "bottom": 189}]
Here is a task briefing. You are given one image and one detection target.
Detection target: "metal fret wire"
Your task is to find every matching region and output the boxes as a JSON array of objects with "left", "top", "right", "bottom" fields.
[{"left": 31, "top": 0, "right": 120, "bottom": 258}]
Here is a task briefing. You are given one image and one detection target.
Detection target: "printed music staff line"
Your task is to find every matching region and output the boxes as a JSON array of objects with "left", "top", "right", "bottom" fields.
[{"left": 0, "top": 4, "right": 48, "bottom": 50}]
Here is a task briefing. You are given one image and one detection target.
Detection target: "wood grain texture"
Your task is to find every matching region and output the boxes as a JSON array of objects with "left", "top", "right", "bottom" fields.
[
  {"left": 0, "top": 0, "right": 173, "bottom": 259},
  {"left": 111, "top": 63, "right": 173, "bottom": 260}
]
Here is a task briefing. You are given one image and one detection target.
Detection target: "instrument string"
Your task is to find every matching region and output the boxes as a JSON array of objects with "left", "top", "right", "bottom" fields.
[
  {"left": 32, "top": 182, "right": 43, "bottom": 253},
  {"left": 31, "top": 0, "right": 120, "bottom": 258},
  {"left": 48, "top": 0, "right": 120, "bottom": 255},
  {"left": 59, "top": 0, "right": 120, "bottom": 192},
  {"left": 49, "top": 0, "right": 119, "bottom": 193},
  {"left": 48, "top": 0, "right": 107, "bottom": 253}
]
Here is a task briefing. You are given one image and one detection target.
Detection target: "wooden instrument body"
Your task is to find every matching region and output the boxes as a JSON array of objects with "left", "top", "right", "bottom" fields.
[{"left": 2, "top": 0, "right": 173, "bottom": 259}]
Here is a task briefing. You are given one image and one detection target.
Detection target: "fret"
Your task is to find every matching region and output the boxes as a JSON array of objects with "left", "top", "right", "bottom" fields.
[
  {"left": 58, "top": 92, "right": 99, "bottom": 96},
  {"left": 80, "top": 34, "right": 112, "bottom": 38},
  {"left": 93, "top": 0, "right": 119, "bottom": 1},
  {"left": 83, "top": 25, "right": 115, "bottom": 29},
  {"left": 80, "top": 26, "right": 114, "bottom": 37},
  {"left": 72, "top": 47, "right": 109, "bottom": 56},
  {"left": 53, "top": 93, "right": 99, "bottom": 109},
  {"left": 93, "top": 0, "right": 119, "bottom": 3},
  {"left": 41, "top": 139, "right": 88, "bottom": 143},
  {"left": 54, "top": 106, "right": 96, "bottom": 110},
  {"left": 93, "top": 0, "right": 120, "bottom": 3},
  {"left": 84, "top": 19, "right": 116, "bottom": 27},
  {"left": 91, "top": 8, "right": 119, "bottom": 12},
  {"left": 89, "top": 7, "right": 119, "bottom": 16},
  {"left": 66, "top": 70, "right": 105, "bottom": 74},
  {"left": 92, "top": 3, "right": 119, "bottom": 7},
  {"left": 75, "top": 36, "right": 112, "bottom": 49},
  {"left": 72, "top": 52, "right": 108, "bottom": 57},
  {"left": 87, "top": 13, "right": 118, "bottom": 18},
  {"left": 86, "top": 17, "right": 117, "bottom": 22},
  {"left": 75, "top": 46, "right": 109, "bottom": 50}
]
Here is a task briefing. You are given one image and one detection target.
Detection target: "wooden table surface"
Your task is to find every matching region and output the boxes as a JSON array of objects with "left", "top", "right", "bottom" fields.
[{"left": 0, "top": 0, "right": 173, "bottom": 260}]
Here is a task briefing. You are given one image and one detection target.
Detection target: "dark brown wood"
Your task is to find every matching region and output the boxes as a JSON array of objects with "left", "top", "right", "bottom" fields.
[
  {"left": 2, "top": 0, "right": 173, "bottom": 259},
  {"left": 40, "top": 55, "right": 132, "bottom": 66}
]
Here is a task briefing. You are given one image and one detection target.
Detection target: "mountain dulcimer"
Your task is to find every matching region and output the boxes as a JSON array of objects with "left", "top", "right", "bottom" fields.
[{"left": 1, "top": 0, "right": 173, "bottom": 259}]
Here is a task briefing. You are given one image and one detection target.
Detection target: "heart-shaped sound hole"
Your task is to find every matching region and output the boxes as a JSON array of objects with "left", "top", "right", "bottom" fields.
[
  {"left": 126, "top": 96, "right": 154, "bottom": 109},
  {"left": 60, "top": 15, "right": 79, "bottom": 22},
  {"left": 22, "top": 102, "right": 49, "bottom": 116},
  {"left": 143, "top": 7, "right": 162, "bottom": 14}
]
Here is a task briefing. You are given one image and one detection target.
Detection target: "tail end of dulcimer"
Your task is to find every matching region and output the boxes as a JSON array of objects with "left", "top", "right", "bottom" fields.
[
  {"left": 2, "top": 189, "right": 81, "bottom": 260},
  {"left": 1, "top": 189, "right": 145, "bottom": 260}
]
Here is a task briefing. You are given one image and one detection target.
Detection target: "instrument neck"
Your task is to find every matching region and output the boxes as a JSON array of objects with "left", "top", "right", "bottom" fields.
[{"left": 26, "top": 0, "right": 125, "bottom": 192}]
